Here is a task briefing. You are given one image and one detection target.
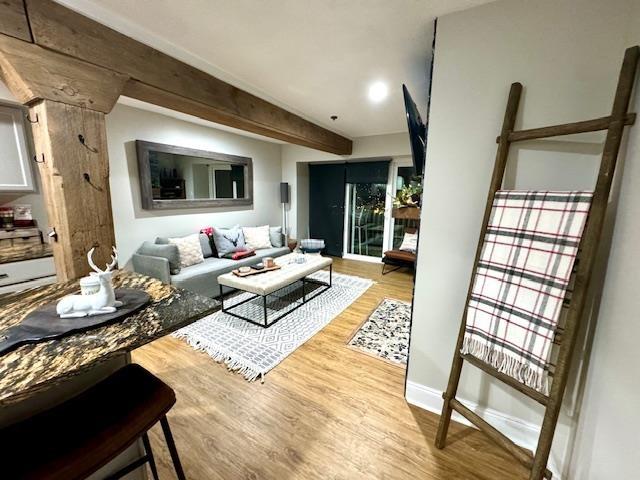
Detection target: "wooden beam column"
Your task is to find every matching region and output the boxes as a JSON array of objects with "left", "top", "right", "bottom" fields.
[
  {"left": 29, "top": 100, "right": 115, "bottom": 280},
  {"left": 0, "top": 34, "right": 128, "bottom": 280}
]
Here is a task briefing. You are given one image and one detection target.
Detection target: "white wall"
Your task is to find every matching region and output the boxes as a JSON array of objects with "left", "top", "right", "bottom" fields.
[
  {"left": 106, "top": 104, "right": 283, "bottom": 265},
  {"left": 406, "top": 0, "right": 638, "bottom": 477},
  {"left": 568, "top": 4, "right": 640, "bottom": 478},
  {"left": 281, "top": 132, "right": 412, "bottom": 238}
]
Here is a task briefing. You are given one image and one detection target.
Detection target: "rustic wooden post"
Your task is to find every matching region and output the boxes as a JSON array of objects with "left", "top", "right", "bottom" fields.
[
  {"left": 0, "top": 34, "right": 128, "bottom": 280},
  {"left": 29, "top": 101, "right": 116, "bottom": 279}
]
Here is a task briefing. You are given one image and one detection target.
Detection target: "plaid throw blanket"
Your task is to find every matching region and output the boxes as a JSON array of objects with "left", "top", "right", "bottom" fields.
[{"left": 462, "top": 190, "right": 593, "bottom": 394}]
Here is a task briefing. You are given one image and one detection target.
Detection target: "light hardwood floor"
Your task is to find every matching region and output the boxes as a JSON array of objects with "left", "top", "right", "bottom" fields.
[{"left": 133, "top": 258, "right": 527, "bottom": 479}]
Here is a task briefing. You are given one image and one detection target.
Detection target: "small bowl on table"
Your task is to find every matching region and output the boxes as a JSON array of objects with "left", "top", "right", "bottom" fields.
[{"left": 238, "top": 266, "right": 252, "bottom": 274}]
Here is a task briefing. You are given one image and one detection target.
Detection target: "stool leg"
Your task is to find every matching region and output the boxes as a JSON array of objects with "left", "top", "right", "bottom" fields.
[
  {"left": 160, "top": 416, "right": 186, "bottom": 480},
  {"left": 142, "top": 432, "right": 160, "bottom": 480}
]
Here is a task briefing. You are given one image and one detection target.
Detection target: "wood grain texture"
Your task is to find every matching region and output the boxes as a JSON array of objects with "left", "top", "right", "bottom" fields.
[
  {"left": 0, "top": 0, "right": 32, "bottom": 42},
  {"left": 133, "top": 258, "right": 529, "bottom": 480},
  {"left": 29, "top": 100, "right": 116, "bottom": 280},
  {"left": 25, "top": 0, "right": 352, "bottom": 154},
  {"left": 0, "top": 242, "right": 51, "bottom": 264},
  {"left": 496, "top": 113, "right": 636, "bottom": 143},
  {"left": 0, "top": 33, "right": 128, "bottom": 112}
]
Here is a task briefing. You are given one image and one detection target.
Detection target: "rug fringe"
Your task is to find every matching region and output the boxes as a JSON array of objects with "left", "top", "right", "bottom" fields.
[
  {"left": 173, "top": 331, "right": 264, "bottom": 382},
  {"left": 461, "top": 336, "right": 549, "bottom": 395}
]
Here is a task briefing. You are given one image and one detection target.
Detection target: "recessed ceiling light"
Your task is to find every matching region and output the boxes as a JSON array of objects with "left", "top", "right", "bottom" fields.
[{"left": 368, "top": 81, "right": 389, "bottom": 103}]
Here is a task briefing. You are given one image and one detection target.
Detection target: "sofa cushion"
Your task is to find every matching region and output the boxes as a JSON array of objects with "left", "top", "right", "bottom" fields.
[
  {"left": 169, "top": 233, "right": 204, "bottom": 268},
  {"left": 199, "top": 233, "right": 213, "bottom": 258},
  {"left": 242, "top": 225, "right": 271, "bottom": 250},
  {"left": 170, "top": 255, "right": 258, "bottom": 296},
  {"left": 212, "top": 226, "right": 246, "bottom": 257},
  {"left": 156, "top": 234, "right": 211, "bottom": 257},
  {"left": 137, "top": 241, "right": 181, "bottom": 275},
  {"left": 254, "top": 246, "right": 291, "bottom": 260},
  {"left": 269, "top": 226, "right": 283, "bottom": 247},
  {"left": 169, "top": 246, "right": 291, "bottom": 298},
  {"left": 399, "top": 232, "right": 418, "bottom": 254},
  {"left": 383, "top": 249, "right": 416, "bottom": 262}
]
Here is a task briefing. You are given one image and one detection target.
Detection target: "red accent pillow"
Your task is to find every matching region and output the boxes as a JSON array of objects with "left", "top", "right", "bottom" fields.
[{"left": 230, "top": 248, "right": 256, "bottom": 260}]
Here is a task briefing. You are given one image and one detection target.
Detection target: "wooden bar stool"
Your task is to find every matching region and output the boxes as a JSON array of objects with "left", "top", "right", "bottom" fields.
[{"left": 0, "top": 364, "right": 186, "bottom": 480}]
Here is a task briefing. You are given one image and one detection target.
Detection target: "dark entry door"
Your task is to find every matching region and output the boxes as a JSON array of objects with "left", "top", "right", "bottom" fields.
[{"left": 309, "top": 163, "right": 345, "bottom": 256}]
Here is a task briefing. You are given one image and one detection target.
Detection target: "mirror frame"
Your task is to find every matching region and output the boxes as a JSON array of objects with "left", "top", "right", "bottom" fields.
[{"left": 136, "top": 140, "right": 253, "bottom": 210}]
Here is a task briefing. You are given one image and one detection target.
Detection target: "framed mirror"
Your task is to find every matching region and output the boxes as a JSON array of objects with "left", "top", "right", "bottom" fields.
[{"left": 136, "top": 140, "right": 253, "bottom": 210}]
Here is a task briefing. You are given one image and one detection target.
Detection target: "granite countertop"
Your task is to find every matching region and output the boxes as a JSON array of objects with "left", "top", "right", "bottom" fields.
[
  {"left": 0, "top": 243, "right": 53, "bottom": 264},
  {"left": 0, "top": 270, "right": 218, "bottom": 405}
]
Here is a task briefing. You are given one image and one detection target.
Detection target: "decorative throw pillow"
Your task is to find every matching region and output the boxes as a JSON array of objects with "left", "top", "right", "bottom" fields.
[
  {"left": 269, "top": 226, "right": 283, "bottom": 247},
  {"left": 211, "top": 226, "right": 245, "bottom": 257},
  {"left": 138, "top": 241, "right": 181, "bottom": 275},
  {"left": 168, "top": 233, "right": 205, "bottom": 268},
  {"left": 200, "top": 227, "right": 218, "bottom": 258},
  {"left": 224, "top": 248, "right": 256, "bottom": 260},
  {"left": 399, "top": 232, "right": 418, "bottom": 254},
  {"left": 198, "top": 233, "right": 213, "bottom": 258},
  {"left": 243, "top": 225, "right": 272, "bottom": 250}
]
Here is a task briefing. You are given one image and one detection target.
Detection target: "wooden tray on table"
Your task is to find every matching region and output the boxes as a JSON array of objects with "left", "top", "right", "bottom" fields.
[{"left": 232, "top": 265, "right": 281, "bottom": 277}]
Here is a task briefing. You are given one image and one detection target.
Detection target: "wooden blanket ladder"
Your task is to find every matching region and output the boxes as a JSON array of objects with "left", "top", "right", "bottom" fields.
[{"left": 435, "top": 45, "right": 639, "bottom": 480}]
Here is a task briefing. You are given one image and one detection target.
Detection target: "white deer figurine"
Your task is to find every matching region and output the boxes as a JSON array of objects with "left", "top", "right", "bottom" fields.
[{"left": 56, "top": 247, "right": 123, "bottom": 318}]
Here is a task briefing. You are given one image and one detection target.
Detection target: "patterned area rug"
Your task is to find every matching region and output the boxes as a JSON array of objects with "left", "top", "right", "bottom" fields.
[
  {"left": 348, "top": 298, "right": 412, "bottom": 365},
  {"left": 174, "top": 271, "right": 373, "bottom": 381}
]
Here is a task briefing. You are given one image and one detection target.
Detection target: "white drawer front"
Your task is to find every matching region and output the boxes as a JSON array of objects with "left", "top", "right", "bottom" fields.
[{"left": 0, "top": 257, "right": 56, "bottom": 286}]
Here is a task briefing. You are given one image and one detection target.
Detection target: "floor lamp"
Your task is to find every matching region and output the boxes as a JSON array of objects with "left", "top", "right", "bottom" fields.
[{"left": 280, "top": 182, "right": 289, "bottom": 242}]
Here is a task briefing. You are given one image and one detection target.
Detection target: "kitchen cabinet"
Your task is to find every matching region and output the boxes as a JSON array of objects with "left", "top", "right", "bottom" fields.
[
  {"left": 0, "top": 243, "right": 56, "bottom": 294},
  {"left": 0, "top": 104, "right": 33, "bottom": 192}
]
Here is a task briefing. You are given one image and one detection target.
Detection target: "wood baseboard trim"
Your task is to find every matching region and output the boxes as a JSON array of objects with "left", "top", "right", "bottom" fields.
[{"left": 405, "top": 381, "right": 563, "bottom": 479}]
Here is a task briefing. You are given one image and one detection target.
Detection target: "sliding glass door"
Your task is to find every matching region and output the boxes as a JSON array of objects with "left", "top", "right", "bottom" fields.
[
  {"left": 344, "top": 182, "right": 387, "bottom": 258},
  {"left": 342, "top": 161, "right": 392, "bottom": 261},
  {"left": 390, "top": 165, "right": 420, "bottom": 248}
]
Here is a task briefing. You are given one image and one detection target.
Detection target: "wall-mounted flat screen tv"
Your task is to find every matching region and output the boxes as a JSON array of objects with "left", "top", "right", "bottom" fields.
[{"left": 402, "top": 84, "right": 426, "bottom": 178}]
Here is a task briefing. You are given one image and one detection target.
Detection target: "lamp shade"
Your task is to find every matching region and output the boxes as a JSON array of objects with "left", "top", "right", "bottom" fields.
[{"left": 280, "top": 182, "right": 289, "bottom": 204}]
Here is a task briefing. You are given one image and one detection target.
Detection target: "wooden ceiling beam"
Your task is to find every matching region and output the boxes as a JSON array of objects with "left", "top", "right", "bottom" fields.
[
  {"left": 0, "top": 0, "right": 32, "bottom": 42},
  {"left": 0, "top": 34, "right": 129, "bottom": 113},
  {"left": 23, "top": 0, "right": 352, "bottom": 154}
]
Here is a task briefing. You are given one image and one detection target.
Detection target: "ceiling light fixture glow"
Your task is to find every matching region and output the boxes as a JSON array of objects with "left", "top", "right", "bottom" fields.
[{"left": 368, "top": 81, "right": 389, "bottom": 103}]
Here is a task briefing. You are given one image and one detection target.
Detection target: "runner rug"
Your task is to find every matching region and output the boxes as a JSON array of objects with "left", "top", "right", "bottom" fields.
[{"left": 348, "top": 298, "right": 412, "bottom": 365}]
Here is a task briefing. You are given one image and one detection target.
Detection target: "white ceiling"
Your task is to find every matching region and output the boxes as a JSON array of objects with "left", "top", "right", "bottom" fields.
[{"left": 58, "top": 0, "right": 494, "bottom": 139}]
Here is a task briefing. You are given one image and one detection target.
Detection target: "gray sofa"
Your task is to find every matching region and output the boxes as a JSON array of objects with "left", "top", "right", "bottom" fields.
[{"left": 132, "top": 233, "right": 290, "bottom": 298}]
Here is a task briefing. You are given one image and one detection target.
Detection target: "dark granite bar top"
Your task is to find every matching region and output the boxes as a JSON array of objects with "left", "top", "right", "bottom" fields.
[
  {"left": 0, "top": 271, "right": 218, "bottom": 405},
  {"left": 0, "top": 243, "right": 53, "bottom": 264}
]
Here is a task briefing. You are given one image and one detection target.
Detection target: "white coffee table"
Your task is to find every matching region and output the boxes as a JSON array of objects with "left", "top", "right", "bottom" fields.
[{"left": 217, "top": 253, "right": 333, "bottom": 327}]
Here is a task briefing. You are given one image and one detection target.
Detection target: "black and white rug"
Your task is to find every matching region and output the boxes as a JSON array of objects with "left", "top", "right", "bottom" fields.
[
  {"left": 348, "top": 298, "right": 412, "bottom": 365},
  {"left": 174, "top": 271, "right": 373, "bottom": 381}
]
